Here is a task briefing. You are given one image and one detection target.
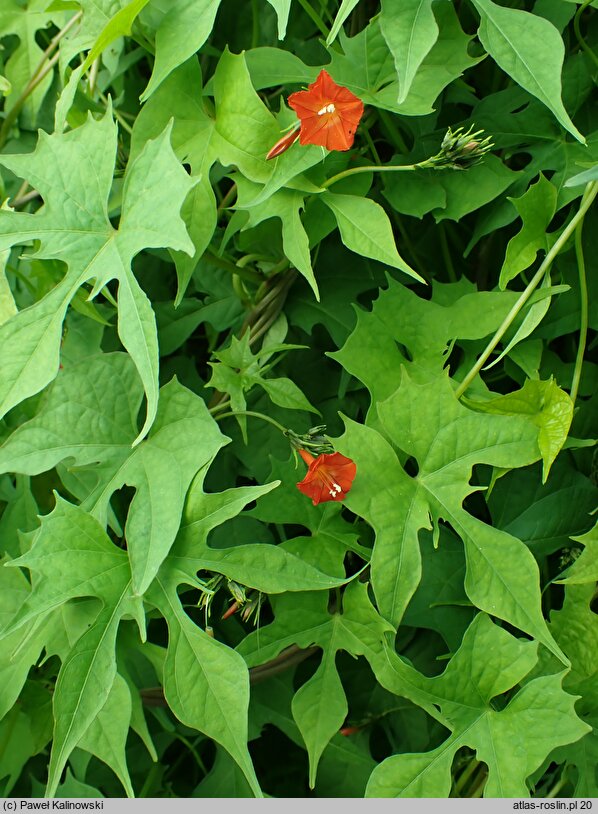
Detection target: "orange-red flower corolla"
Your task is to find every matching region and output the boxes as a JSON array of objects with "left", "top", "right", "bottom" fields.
[
  {"left": 296, "top": 448, "right": 357, "bottom": 506},
  {"left": 287, "top": 69, "right": 364, "bottom": 152}
]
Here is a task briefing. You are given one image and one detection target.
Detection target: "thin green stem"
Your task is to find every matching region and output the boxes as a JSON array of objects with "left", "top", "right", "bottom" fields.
[
  {"left": 546, "top": 772, "right": 568, "bottom": 799},
  {"left": 0, "top": 12, "right": 82, "bottom": 149},
  {"left": 362, "top": 125, "right": 382, "bottom": 166},
  {"left": 208, "top": 398, "right": 231, "bottom": 415},
  {"left": 455, "top": 181, "right": 598, "bottom": 399},
  {"left": 376, "top": 109, "right": 410, "bottom": 154},
  {"left": 439, "top": 222, "right": 457, "bottom": 282},
  {"left": 321, "top": 162, "right": 420, "bottom": 190},
  {"left": 217, "top": 183, "right": 237, "bottom": 213},
  {"left": 215, "top": 409, "right": 288, "bottom": 435},
  {"left": 204, "top": 251, "right": 263, "bottom": 284},
  {"left": 172, "top": 733, "right": 208, "bottom": 776},
  {"left": 453, "top": 757, "right": 480, "bottom": 797},
  {"left": 391, "top": 211, "right": 428, "bottom": 282},
  {"left": 98, "top": 91, "right": 134, "bottom": 134},
  {"left": 296, "top": 0, "right": 330, "bottom": 37},
  {"left": 570, "top": 184, "right": 592, "bottom": 404},
  {"left": 251, "top": 0, "right": 259, "bottom": 48},
  {"left": 573, "top": 0, "right": 598, "bottom": 69}
]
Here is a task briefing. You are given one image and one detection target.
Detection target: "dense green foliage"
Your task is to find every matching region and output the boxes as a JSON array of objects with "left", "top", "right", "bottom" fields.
[{"left": 0, "top": 0, "right": 597, "bottom": 799}]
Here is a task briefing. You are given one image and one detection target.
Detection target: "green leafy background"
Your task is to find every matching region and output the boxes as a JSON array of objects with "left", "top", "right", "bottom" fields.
[{"left": 0, "top": 0, "right": 597, "bottom": 799}]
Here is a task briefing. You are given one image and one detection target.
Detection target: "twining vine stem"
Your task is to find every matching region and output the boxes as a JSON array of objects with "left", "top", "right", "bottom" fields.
[{"left": 454, "top": 180, "right": 598, "bottom": 400}]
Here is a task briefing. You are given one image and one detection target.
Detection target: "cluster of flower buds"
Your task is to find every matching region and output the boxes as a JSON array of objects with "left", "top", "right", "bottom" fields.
[
  {"left": 198, "top": 574, "right": 263, "bottom": 624},
  {"left": 424, "top": 125, "right": 494, "bottom": 171},
  {"left": 284, "top": 424, "right": 336, "bottom": 455}
]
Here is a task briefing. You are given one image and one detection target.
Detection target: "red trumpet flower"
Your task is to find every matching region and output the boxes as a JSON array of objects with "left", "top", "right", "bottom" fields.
[
  {"left": 288, "top": 69, "right": 364, "bottom": 152},
  {"left": 265, "top": 69, "right": 364, "bottom": 159},
  {"left": 296, "top": 448, "right": 357, "bottom": 506}
]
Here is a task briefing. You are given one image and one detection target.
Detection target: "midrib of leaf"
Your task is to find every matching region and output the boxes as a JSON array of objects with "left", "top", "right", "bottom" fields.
[{"left": 404, "top": 0, "right": 430, "bottom": 95}]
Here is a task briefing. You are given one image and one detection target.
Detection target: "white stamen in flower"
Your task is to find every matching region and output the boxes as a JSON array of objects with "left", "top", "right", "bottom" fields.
[
  {"left": 317, "top": 103, "right": 336, "bottom": 116},
  {"left": 327, "top": 483, "right": 342, "bottom": 498}
]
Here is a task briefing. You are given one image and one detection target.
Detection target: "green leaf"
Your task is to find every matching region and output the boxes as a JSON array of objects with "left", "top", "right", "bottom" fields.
[
  {"left": 330, "top": 277, "right": 520, "bottom": 418},
  {"left": 487, "top": 460, "right": 598, "bottom": 559},
  {"left": 0, "top": 111, "right": 195, "bottom": 444},
  {"left": 0, "top": 560, "right": 48, "bottom": 721},
  {"left": 76, "top": 674, "right": 134, "bottom": 797},
  {"left": 0, "top": 357, "right": 228, "bottom": 596},
  {"left": 0, "top": 0, "right": 58, "bottom": 128},
  {"left": 265, "top": 0, "right": 291, "bottom": 39},
  {"left": 146, "top": 576, "right": 262, "bottom": 796},
  {"left": 234, "top": 175, "right": 319, "bottom": 298},
  {"left": 140, "top": 0, "right": 222, "bottom": 101},
  {"left": 0, "top": 353, "right": 143, "bottom": 476},
  {"left": 339, "top": 374, "right": 566, "bottom": 662},
  {"left": 54, "top": 770, "right": 104, "bottom": 799},
  {"left": 253, "top": 376, "right": 320, "bottom": 414},
  {"left": 239, "top": 581, "right": 395, "bottom": 786},
  {"left": 0, "top": 250, "right": 17, "bottom": 327},
  {"left": 169, "top": 482, "right": 355, "bottom": 594},
  {"left": 556, "top": 522, "right": 598, "bottom": 585},
  {"left": 384, "top": 155, "right": 519, "bottom": 222},
  {"left": 470, "top": 0, "right": 585, "bottom": 143},
  {"left": 564, "top": 165, "right": 598, "bottom": 187},
  {"left": 326, "top": 0, "right": 360, "bottom": 46},
  {"left": 367, "top": 615, "right": 588, "bottom": 797},
  {"left": 79, "top": 0, "right": 153, "bottom": 73},
  {"left": 329, "top": 7, "right": 481, "bottom": 117},
  {"left": 499, "top": 174, "right": 557, "bottom": 289},
  {"left": 322, "top": 192, "right": 423, "bottom": 282},
  {"left": 465, "top": 378, "right": 574, "bottom": 482},
  {"left": 380, "top": 0, "right": 439, "bottom": 104},
  {"left": 4, "top": 498, "right": 139, "bottom": 798},
  {"left": 211, "top": 49, "right": 280, "bottom": 183}
]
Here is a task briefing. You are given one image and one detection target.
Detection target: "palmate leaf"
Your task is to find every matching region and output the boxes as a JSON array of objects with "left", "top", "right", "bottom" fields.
[
  {"left": 366, "top": 615, "right": 589, "bottom": 797},
  {"left": 131, "top": 52, "right": 298, "bottom": 301},
  {"left": 238, "top": 581, "right": 398, "bottom": 789},
  {"left": 168, "top": 479, "right": 357, "bottom": 595},
  {"left": 545, "top": 581, "right": 598, "bottom": 797},
  {"left": 0, "top": 354, "right": 228, "bottom": 595},
  {"left": 338, "top": 372, "right": 566, "bottom": 662},
  {"left": 0, "top": 109, "right": 195, "bottom": 443},
  {"left": 2, "top": 498, "right": 141, "bottom": 798},
  {"left": 139, "top": 476, "right": 364, "bottom": 795},
  {"left": 331, "top": 277, "right": 521, "bottom": 417}
]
